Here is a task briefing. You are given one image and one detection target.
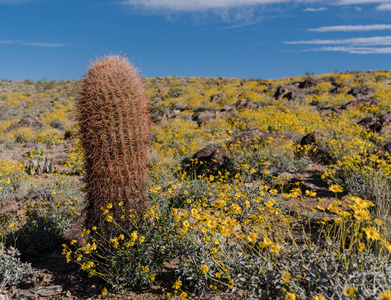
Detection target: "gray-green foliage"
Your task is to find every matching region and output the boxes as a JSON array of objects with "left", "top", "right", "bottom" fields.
[{"left": 0, "top": 244, "right": 33, "bottom": 291}]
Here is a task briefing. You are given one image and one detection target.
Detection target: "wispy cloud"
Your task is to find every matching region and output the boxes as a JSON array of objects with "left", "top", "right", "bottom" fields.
[
  {"left": 303, "top": 7, "right": 327, "bottom": 12},
  {"left": 0, "top": 40, "right": 72, "bottom": 47},
  {"left": 336, "top": 0, "right": 391, "bottom": 5},
  {"left": 119, "top": 0, "right": 299, "bottom": 12},
  {"left": 310, "top": 46, "right": 391, "bottom": 54},
  {"left": 309, "top": 24, "right": 391, "bottom": 32},
  {"left": 376, "top": 3, "right": 391, "bottom": 9},
  {"left": 285, "top": 36, "right": 391, "bottom": 46}
]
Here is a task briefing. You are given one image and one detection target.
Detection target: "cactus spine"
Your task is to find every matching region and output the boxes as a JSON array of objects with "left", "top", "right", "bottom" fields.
[{"left": 77, "top": 55, "right": 150, "bottom": 236}]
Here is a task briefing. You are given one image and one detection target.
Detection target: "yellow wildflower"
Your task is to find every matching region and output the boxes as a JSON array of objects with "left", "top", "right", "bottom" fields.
[
  {"left": 173, "top": 280, "right": 182, "bottom": 289},
  {"left": 363, "top": 226, "right": 381, "bottom": 241},
  {"left": 379, "top": 290, "right": 391, "bottom": 300},
  {"left": 285, "top": 293, "right": 296, "bottom": 300},
  {"left": 200, "top": 264, "right": 209, "bottom": 275}
]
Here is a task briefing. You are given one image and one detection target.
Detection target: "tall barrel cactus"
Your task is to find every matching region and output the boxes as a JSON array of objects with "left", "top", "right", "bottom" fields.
[{"left": 77, "top": 55, "right": 150, "bottom": 236}]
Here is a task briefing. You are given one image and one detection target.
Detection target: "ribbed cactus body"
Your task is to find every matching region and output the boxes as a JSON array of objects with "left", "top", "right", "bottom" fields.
[{"left": 77, "top": 55, "right": 150, "bottom": 235}]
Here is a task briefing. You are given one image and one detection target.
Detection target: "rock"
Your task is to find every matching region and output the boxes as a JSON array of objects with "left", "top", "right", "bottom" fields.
[
  {"left": 209, "top": 94, "right": 222, "bottom": 103},
  {"left": 298, "top": 77, "right": 321, "bottom": 89},
  {"left": 348, "top": 86, "right": 372, "bottom": 100},
  {"left": 234, "top": 98, "right": 259, "bottom": 110},
  {"left": 300, "top": 131, "right": 333, "bottom": 164},
  {"left": 379, "top": 111, "right": 391, "bottom": 126},
  {"left": 182, "top": 146, "right": 229, "bottom": 176},
  {"left": 5, "top": 115, "right": 43, "bottom": 132},
  {"left": 274, "top": 85, "right": 304, "bottom": 101},
  {"left": 340, "top": 99, "right": 377, "bottom": 110},
  {"left": 0, "top": 294, "right": 9, "bottom": 300},
  {"left": 13, "top": 285, "right": 63, "bottom": 299},
  {"left": 192, "top": 109, "right": 216, "bottom": 125},
  {"left": 300, "top": 131, "right": 321, "bottom": 146},
  {"left": 357, "top": 116, "right": 382, "bottom": 132}
]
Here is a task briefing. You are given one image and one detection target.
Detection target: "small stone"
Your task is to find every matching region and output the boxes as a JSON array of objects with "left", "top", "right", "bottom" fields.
[
  {"left": 34, "top": 285, "right": 63, "bottom": 296},
  {"left": 13, "top": 291, "right": 36, "bottom": 299}
]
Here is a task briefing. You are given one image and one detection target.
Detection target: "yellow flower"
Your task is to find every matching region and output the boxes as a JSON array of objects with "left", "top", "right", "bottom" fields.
[
  {"left": 173, "top": 280, "right": 182, "bottom": 289},
  {"left": 314, "top": 294, "right": 325, "bottom": 300},
  {"left": 130, "top": 231, "right": 138, "bottom": 241},
  {"left": 106, "top": 215, "right": 113, "bottom": 222},
  {"left": 358, "top": 242, "right": 366, "bottom": 252},
  {"left": 363, "top": 226, "right": 381, "bottom": 241},
  {"left": 269, "top": 189, "right": 278, "bottom": 195},
  {"left": 281, "top": 273, "right": 291, "bottom": 283},
  {"left": 200, "top": 264, "right": 209, "bottom": 275},
  {"left": 139, "top": 236, "right": 145, "bottom": 243},
  {"left": 247, "top": 232, "right": 258, "bottom": 243},
  {"left": 92, "top": 226, "right": 97, "bottom": 231},
  {"left": 215, "top": 272, "right": 222, "bottom": 278},
  {"left": 180, "top": 291, "right": 187, "bottom": 299},
  {"left": 149, "top": 274, "right": 155, "bottom": 281},
  {"left": 354, "top": 209, "right": 371, "bottom": 222},
  {"left": 270, "top": 244, "right": 281, "bottom": 254},
  {"left": 107, "top": 203, "right": 113, "bottom": 209},
  {"left": 375, "top": 218, "right": 382, "bottom": 225},
  {"left": 101, "top": 288, "right": 108, "bottom": 296},
  {"left": 8, "top": 223, "right": 15, "bottom": 228},
  {"left": 343, "top": 286, "right": 357, "bottom": 298},
  {"left": 379, "top": 290, "right": 391, "bottom": 300},
  {"left": 118, "top": 202, "right": 124, "bottom": 207},
  {"left": 329, "top": 184, "right": 343, "bottom": 193},
  {"left": 183, "top": 220, "right": 190, "bottom": 228},
  {"left": 383, "top": 241, "right": 391, "bottom": 253},
  {"left": 264, "top": 199, "right": 276, "bottom": 208},
  {"left": 285, "top": 293, "right": 296, "bottom": 300},
  {"left": 141, "top": 265, "right": 150, "bottom": 273}
]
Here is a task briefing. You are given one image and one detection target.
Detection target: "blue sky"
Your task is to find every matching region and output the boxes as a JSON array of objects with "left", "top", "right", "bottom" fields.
[{"left": 0, "top": 0, "right": 391, "bottom": 80}]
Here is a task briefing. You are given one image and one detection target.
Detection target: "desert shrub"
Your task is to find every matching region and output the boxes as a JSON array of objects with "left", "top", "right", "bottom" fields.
[
  {"left": 0, "top": 244, "right": 33, "bottom": 291},
  {"left": 5, "top": 177, "right": 83, "bottom": 256},
  {"left": 0, "top": 159, "right": 28, "bottom": 201},
  {"left": 63, "top": 191, "right": 176, "bottom": 290}
]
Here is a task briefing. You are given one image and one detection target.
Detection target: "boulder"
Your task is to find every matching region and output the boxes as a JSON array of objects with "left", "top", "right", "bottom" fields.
[
  {"left": 5, "top": 115, "right": 43, "bottom": 132},
  {"left": 234, "top": 98, "right": 259, "bottom": 110},
  {"left": 348, "top": 86, "right": 372, "bottom": 100},
  {"left": 357, "top": 117, "right": 382, "bottom": 132},
  {"left": 182, "top": 146, "right": 230, "bottom": 176},
  {"left": 298, "top": 77, "right": 322, "bottom": 89},
  {"left": 274, "top": 85, "right": 305, "bottom": 101},
  {"left": 340, "top": 99, "right": 378, "bottom": 110}
]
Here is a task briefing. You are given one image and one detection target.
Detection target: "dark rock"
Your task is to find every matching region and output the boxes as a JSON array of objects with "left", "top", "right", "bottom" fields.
[
  {"left": 357, "top": 117, "right": 382, "bottom": 132},
  {"left": 209, "top": 94, "right": 222, "bottom": 103},
  {"left": 234, "top": 98, "right": 259, "bottom": 110},
  {"left": 348, "top": 86, "right": 372, "bottom": 99},
  {"left": 182, "top": 146, "right": 230, "bottom": 176},
  {"left": 274, "top": 85, "right": 305, "bottom": 101},
  {"left": 298, "top": 77, "right": 321, "bottom": 89},
  {"left": 5, "top": 115, "right": 43, "bottom": 132},
  {"left": 192, "top": 110, "right": 216, "bottom": 125},
  {"left": 340, "top": 99, "right": 378, "bottom": 110}
]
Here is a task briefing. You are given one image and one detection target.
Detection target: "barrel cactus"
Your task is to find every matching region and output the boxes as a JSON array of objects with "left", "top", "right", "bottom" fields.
[{"left": 77, "top": 55, "right": 150, "bottom": 236}]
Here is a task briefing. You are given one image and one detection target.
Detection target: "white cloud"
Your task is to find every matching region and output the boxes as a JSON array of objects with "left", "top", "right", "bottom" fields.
[
  {"left": 285, "top": 36, "right": 391, "bottom": 46},
  {"left": 303, "top": 7, "right": 327, "bottom": 11},
  {"left": 310, "top": 46, "right": 391, "bottom": 53},
  {"left": 376, "top": 3, "right": 391, "bottom": 9},
  {"left": 0, "top": 40, "right": 71, "bottom": 47},
  {"left": 120, "top": 0, "right": 304, "bottom": 12},
  {"left": 336, "top": 0, "right": 391, "bottom": 5},
  {"left": 309, "top": 24, "right": 391, "bottom": 32}
]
